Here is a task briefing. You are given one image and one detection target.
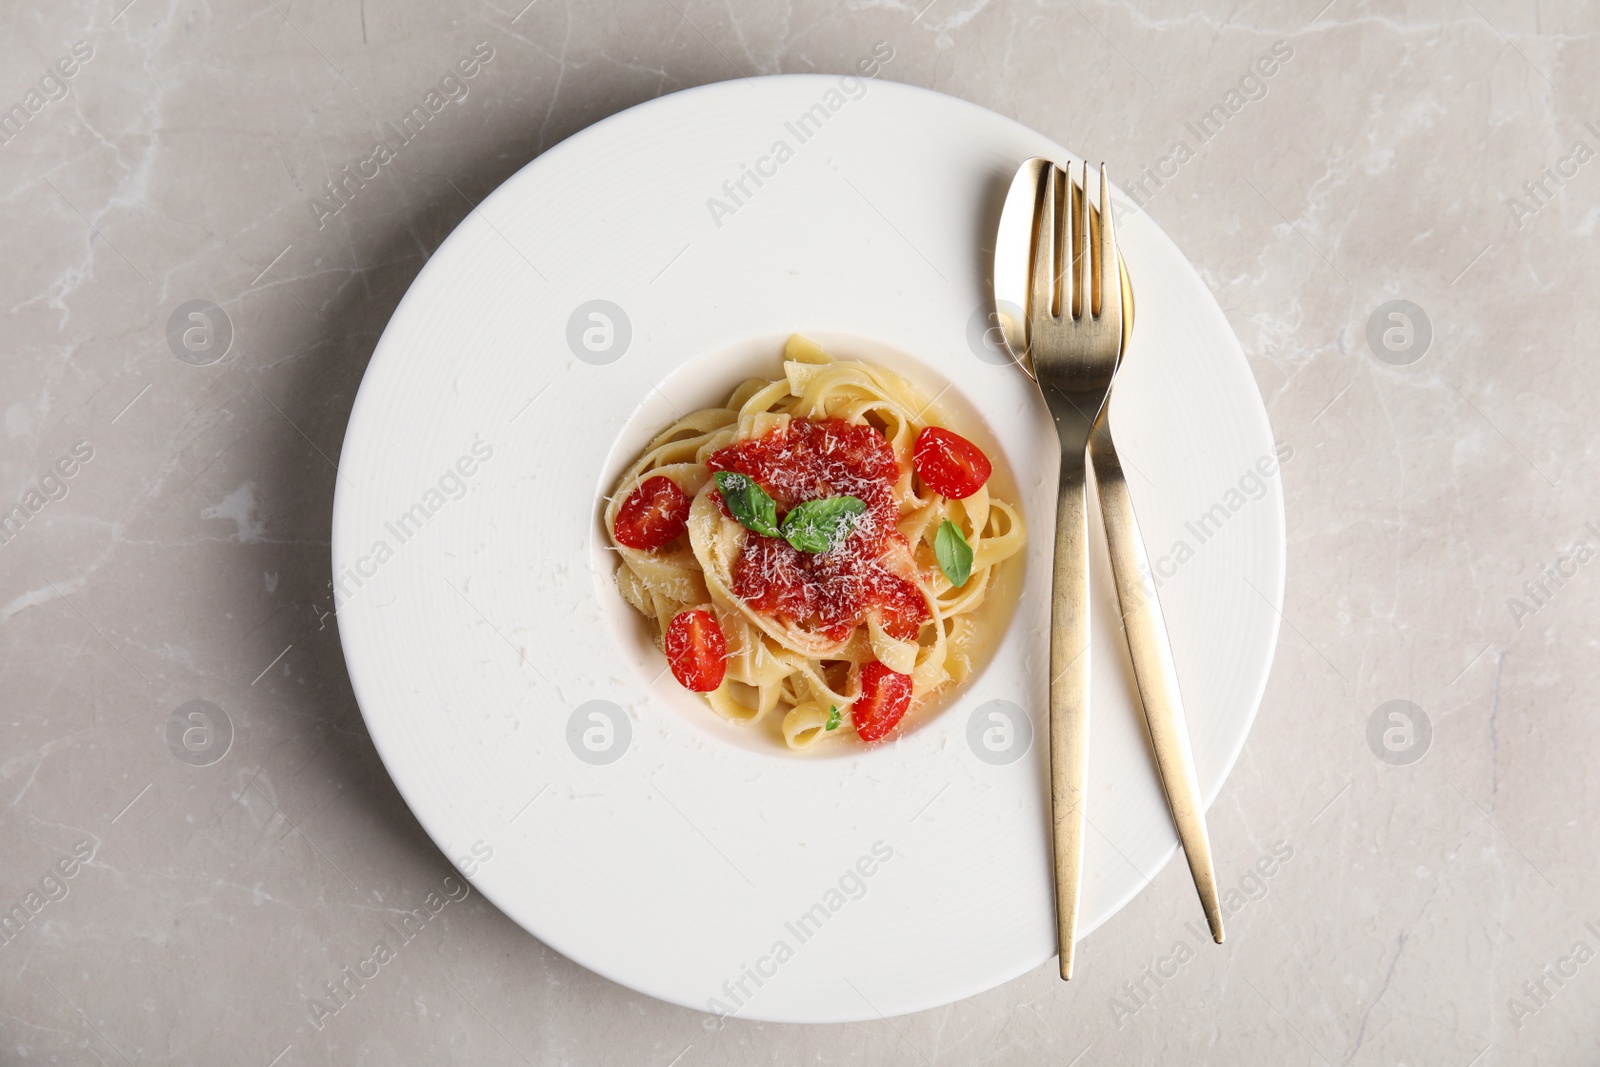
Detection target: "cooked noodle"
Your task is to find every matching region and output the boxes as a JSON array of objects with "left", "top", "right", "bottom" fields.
[{"left": 604, "top": 335, "right": 1026, "bottom": 749}]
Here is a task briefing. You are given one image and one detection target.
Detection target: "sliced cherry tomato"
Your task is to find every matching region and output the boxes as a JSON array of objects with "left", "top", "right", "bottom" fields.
[
  {"left": 853, "top": 661, "right": 913, "bottom": 742},
  {"left": 913, "top": 426, "right": 992, "bottom": 499},
  {"left": 665, "top": 609, "right": 728, "bottom": 692},
  {"left": 613, "top": 475, "right": 690, "bottom": 550}
]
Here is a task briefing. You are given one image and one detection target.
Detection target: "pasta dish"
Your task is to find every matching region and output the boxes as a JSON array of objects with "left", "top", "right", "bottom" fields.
[{"left": 603, "top": 335, "right": 1025, "bottom": 749}]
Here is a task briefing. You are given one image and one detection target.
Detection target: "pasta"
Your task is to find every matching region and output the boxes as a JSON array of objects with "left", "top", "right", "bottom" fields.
[{"left": 603, "top": 335, "right": 1026, "bottom": 749}]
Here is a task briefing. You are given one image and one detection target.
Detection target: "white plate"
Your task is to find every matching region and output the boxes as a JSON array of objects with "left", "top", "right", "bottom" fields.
[{"left": 332, "top": 76, "right": 1284, "bottom": 1023}]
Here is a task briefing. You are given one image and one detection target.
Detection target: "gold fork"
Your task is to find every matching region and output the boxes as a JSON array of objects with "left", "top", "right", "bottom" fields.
[{"left": 1027, "top": 160, "right": 1123, "bottom": 980}]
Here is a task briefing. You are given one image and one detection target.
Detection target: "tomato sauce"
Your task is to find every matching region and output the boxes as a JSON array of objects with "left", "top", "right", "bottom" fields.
[{"left": 707, "top": 418, "right": 929, "bottom": 641}]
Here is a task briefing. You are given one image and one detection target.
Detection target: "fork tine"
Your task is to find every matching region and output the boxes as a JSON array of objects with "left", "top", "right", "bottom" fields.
[
  {"left": 1095, "top": 163, "right": 1120, "bottom": 330},
  {"left": 1061, "top": 160, "right": 1073, "bottom": 320},
  {"left": 1061, "top": 160, "right": 1075, "bottom": 320},
  {"left": 1088, "top": 163, "right": 1102, "bottom": 318},
  {"left": 1031, "top": 162, "right": 1059, "bottom": 323},
  {"left": 1073, "top": 161, "right": 1091, "bottom": 321}
]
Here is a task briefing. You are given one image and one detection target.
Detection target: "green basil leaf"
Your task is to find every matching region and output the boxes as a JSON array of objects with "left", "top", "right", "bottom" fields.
[
  {"left": 825, "top": 705, "right": 841, "bottom": 731},
  {"left": 714, "top": 471, "right": 780, "bottom": 538},
  {"left": 935, "top": 519, "right": 974, "bottom": 587},
  {"left": 780, "top": 495, "right": 867, "bottom": 554}
]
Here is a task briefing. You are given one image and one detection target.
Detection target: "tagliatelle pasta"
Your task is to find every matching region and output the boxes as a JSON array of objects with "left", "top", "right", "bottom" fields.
[{"left": 604, "top": 335, "right": 1026, "bottom": 750}]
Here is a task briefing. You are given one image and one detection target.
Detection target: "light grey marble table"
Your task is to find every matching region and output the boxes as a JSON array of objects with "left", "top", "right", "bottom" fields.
[{"left": 3, "top": 0, "right": 1597, "bottom": 1063}]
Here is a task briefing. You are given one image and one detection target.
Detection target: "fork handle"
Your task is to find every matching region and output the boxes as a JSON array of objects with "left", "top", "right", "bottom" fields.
[
  {"left": 1089, "top": 412, "right": 1225, "bottom": 944},
  {"left": 1049, "top": 441, "right": 1092, "bottom": 981}
]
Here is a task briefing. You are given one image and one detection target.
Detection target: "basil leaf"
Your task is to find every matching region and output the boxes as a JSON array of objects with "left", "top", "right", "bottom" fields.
[
  {"left": 781, "top": 496, "right": 866, "bottom": 554},
  {"left": 935, "top": 519, "right": 974, "bottom": 587},
  {"left": 825, "top": 705, "right": 841, "bottom": 731},
  {"left": 714, "top": 471, "right": 780, "bottom": 538}
]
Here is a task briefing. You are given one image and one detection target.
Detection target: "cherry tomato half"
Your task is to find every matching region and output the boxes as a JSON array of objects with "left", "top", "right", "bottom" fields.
[
  {"left": 853, "top": 661, "right": 913, "bottom": 742},
  {"left": 613, "top": 475, "right": 690, "bottom": 550},
  {"left": 665, "top": 609, "right": 728, "bottom": 692},
  {"left": 913, "top": 427, "right": 992, "bottom": 499}
]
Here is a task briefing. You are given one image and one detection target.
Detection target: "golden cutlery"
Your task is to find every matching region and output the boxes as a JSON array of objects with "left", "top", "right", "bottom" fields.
[
  {"left": 995, "top": 157, "right": 1224, "bottom": 976},
  {"left": 1021, "top": 159, "right": 1123, "bottom": 980}
]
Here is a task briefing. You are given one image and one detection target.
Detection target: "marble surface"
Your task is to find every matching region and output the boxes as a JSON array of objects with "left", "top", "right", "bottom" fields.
[{"left": 2, "top": 0, "right": 1597, "bottom": 1062}]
